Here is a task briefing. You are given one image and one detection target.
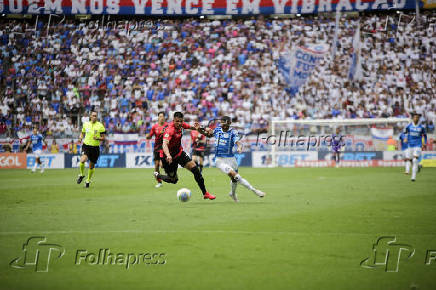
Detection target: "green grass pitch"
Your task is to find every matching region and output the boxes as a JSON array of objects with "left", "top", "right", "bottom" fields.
[{"left": 1, "top": 167, "right": 436, "bottom": 290}]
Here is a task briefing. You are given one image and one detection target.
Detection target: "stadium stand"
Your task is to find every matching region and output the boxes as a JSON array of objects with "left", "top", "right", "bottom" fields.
[{"left": 0, "top": 11, "right": 434, "bottom": 142}]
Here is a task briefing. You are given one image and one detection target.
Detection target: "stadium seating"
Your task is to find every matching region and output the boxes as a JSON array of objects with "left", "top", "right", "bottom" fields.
[{"left": 0, "top": 11, "right": 434, "bottom": 140}]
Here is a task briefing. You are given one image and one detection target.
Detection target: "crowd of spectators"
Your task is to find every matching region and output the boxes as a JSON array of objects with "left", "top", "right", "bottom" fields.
[{"left": 0, "top": 11, "right": 435, "bottom": 140}]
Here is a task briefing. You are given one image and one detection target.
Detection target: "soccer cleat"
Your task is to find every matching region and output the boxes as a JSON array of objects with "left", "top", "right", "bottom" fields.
[
  {"left": 254, "top": 189, "right": 266, "bottom": 198},
  {"left": 203, "top": 192, "right": 216, "bottom": 200},
  {"left": 40, "top": 169, "right": 44, "bottom": 173},
  {"left": 418, "top": 164, "right": 422, "bottom": 173},
  {"left": 85, "top": 181, "right": 90, "bottom": 188},
  {"left": 404, "top": 172, "right": 409, "bottom": 175},
  {"left": 229, "top": 192, "right": 239, "bottom": 203},
  {"left": 77, "top": 175, "right": 85, "bottom": 184},
  {"left": 155, "top": 183, "right": 163, "bottom": 188},
  {"left": 411, "top": 179, "right": 416, "bottom": 182}
]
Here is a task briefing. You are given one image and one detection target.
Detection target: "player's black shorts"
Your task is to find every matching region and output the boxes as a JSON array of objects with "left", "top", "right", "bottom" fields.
[
  {"left": 82, "top": 144, "right": 100, "bottom": 164},
  {"left": 161, "top": 151, "right": 192, "bottom": 178},
  {"left": 192, "top": 149, "right": 205, "bottom": 158},
  {"left": 153, "top": 151, "right": 161, "bottom": 161}
]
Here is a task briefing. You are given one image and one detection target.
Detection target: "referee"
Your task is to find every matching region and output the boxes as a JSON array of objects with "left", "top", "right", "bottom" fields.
[{"left": 77, "top": 110, "right": 106, "bottom": 188}]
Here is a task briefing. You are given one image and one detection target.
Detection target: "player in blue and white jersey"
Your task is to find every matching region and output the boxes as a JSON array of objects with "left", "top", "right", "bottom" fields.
[
  {"left": 398, "top": 131, "right": 410, "bottom": 174},
  {"left": 403, "top": 113, "right": 427, "bottom": 181},
  {"left": 199, "top": 116, "right": 265, "bottom": 202},
  {"left": 24, "top": 127, "right": 47, "bottom": 173}
]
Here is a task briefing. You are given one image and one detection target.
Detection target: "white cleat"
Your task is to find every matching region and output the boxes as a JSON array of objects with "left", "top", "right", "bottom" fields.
[
  {"left": 40, "top": 169, "right": 44, "bottom": 173},
  {"left": 254, "top": 189, "right": 266, "bottom": 198},
  {"left": 229, "top": 192, "right": 239, "bottom": 202},
  {"left": 155, "top": 183, "right": 163, "bottom": 188},
  {"left": 31, "top": 169, "right": 36, "bottom": 173}
]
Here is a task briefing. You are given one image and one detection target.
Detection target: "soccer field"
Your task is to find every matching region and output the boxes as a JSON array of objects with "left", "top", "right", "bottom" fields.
[{"left": 1, "top": 167, "right": 435, "bottom": 290}]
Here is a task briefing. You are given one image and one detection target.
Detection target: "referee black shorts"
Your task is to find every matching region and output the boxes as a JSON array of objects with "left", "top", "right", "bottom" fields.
[
  {"left": 82, "top": 144, "right": 100, "bottom": 164},
  {"left": 161, "top": 151, "right": 192, "bottom": 178}
]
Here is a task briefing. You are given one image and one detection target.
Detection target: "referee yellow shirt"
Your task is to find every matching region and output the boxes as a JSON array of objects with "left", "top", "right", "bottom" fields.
[{"left": 82, "top": 121, "right": 106, "bottom": 147}]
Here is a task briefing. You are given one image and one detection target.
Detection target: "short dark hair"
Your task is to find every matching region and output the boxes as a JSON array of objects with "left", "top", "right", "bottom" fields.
[
  {"left": 221, "top": 116, "right": 231, "bottom": 123},
  {"left": 174, "top": 112, "right": 184, "bottom": 119},
  {"left": 158, "top": 111, "right": 165, "bottom": 117}
]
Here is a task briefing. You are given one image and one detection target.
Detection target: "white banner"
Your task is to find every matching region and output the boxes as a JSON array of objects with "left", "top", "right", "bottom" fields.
[
  {"left": 253, "top": 151, "right": 317, "bottom": 168},
  {"left": 27, "top": 154, "right": 64, "bottom": 169},
  {"left": 126, "top": 153, "right": 155, "bottom": 168},
  {"left": 371, "top": 128, "right": 394, "bottom": 140},
  {"left": 279, "top": 44, "right": 329, "bottom": 95},
  {"left": 383, "top": 151, "right": 436, "bottom": 160}
]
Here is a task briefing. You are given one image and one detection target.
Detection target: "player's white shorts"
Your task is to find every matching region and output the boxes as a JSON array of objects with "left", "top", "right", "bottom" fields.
[
  {"left": 405, "top": 147, "right": 422, "bottom": 159},
  {"left": 215, "top": 157, "right": 238, "bottom": 174},
  {"left": 33, "top": 149, "right": 42, "bottom": 157}
]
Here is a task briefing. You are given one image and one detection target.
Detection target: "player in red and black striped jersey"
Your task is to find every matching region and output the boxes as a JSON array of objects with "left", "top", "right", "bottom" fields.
[
  {"left": 191, "top": 129, "right": 206, "bottom": 173},
  {"left": 155, "top": 111, "right": 215, "bottom": 200},
  {"left": 146, "top": 112, "right": 168, "bottom": 188}
]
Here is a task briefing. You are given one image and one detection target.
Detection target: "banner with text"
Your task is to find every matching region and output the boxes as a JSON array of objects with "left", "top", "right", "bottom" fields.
[
  {"left": 0, "top": 153, "right": 27, "bottom": 169},
  {"left": 0, "top": 0, "right": 422, "bottom": 15},
  {"left": 279, "top": 44, "right": 329, "bottom": 96},
  {"left": 27, "top": 154, "right": 65, "bottom": 169},
  {"left": 64, "top": 153, "right": 126, "bottom": 168},
  {"left": 253, "top": 151, "right": 317, "bottom": 167}
]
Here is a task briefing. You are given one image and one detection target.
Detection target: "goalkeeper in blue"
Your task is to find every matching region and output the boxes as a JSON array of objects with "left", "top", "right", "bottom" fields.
[
  {"left": 198, "top": 116, "right": 265, "bottom": 202},
  {"left": 403, "top": 113, "right": 427, "bottom": 182}
]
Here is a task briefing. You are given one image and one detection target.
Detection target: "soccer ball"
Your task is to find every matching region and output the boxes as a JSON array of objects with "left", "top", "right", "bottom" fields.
[{"left": 177, "top": 188, "right": 192, "bottom": 202}]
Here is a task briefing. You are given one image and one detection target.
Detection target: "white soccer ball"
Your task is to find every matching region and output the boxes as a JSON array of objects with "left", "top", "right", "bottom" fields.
[{"left": 177, "top": 188, "right": 192, "bottom": 202}]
